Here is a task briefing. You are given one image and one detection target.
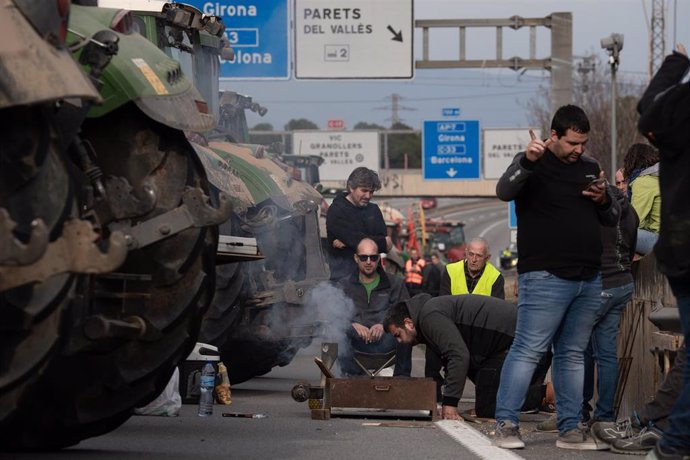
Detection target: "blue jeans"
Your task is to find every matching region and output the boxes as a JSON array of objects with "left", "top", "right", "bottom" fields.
[
  {"left": 495, "top": 271, "right": 601, "bottom": 433},
  {"left": 583, "top": 282, "right": 634, "bottom": 421},
  {"left": 338, "top": 327, "right": 412, "bottom": 377},
  {"left": 636, "top": 228, "right": 658, "bottom": 255},
  {"left": 659, "top": 277, "right": 690, "bottom": 453}
]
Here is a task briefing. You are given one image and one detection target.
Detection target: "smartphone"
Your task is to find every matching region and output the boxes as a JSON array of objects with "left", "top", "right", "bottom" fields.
[{"left": 583, "top": 177, "right": 607, "bottom": 190}]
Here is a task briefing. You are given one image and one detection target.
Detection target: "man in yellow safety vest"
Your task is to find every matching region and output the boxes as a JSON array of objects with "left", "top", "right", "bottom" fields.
[{"left": 440, "top": 237, "right": 505, "bottom": 298}]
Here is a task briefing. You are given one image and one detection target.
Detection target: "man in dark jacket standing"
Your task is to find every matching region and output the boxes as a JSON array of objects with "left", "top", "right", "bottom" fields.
[
  {"left": 636, "top": 43, "right": 690, "bottom": 460},
  {"left": 338, "top": 238, "right": 411, "bottom": 377},
  {"left": 584, "top": 185, "right": 638, "bottom": 424},
  {"left": 383, "top": 294, "right": 549, "bottom": 420},
  {"left": 326, "top": 167, "right": 391, "bottom": 281},
  {"left": 492, "top": 105, "right": 620, "bottom": 450}
]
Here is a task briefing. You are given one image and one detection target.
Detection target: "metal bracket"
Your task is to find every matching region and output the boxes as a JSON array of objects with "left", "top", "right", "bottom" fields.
[
  {"left": 0, "top": 219, "right": 128, "bottom": 291},
  {"left": 0, "top": 208, "right": 48, "bottom": 266},
  {"left": 123, "top": 187, "right": 232, "bottom": 250}
]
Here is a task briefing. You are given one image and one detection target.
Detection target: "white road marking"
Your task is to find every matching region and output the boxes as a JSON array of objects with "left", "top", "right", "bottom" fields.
[
  {"left": 435, "top": 420, "right": 525, "bottom": 460},
  {"left": 478, "top": 218, "right": 508, "bottom": 238}
]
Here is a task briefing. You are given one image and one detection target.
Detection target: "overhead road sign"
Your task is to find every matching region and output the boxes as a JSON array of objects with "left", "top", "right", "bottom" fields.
[
  {"left": 293, "top": 0, "right": 413, "bottom": 79},
  {"left": 483, "top": 129, "right": 540, "bottom": 179},
  {"left": 423, "top": 120, "right": 480, "bottom": 180},
  {"left": 292, "top": 131, "right": 379, "bottom": 181},
  {"left": 187, "top": 0, "right": 289, "bottom": 79},
  {"left": 442, "top": 108, "right": 460, "bottom": 117}
]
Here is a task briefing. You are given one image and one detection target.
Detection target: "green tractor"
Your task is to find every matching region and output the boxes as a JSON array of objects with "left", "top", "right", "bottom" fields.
[
  {"left": 109, "top": 1, "right": 331, "bottom": 383},
  {"left": 1, "top": 1, "right": 230, "bottom": 450},
  {"left": 0, "top": 0, "right": 132, "bottom": 449}
]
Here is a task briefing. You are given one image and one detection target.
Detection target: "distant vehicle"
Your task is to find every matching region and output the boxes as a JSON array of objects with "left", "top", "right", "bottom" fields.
[
  {"left": 424, "top": 219, "right": 466, "bottom": 262},
  {"left": 500, "top": 246, "right": 519, "bottom": 270},
  {"left": 420, "top": 197, "right": 438, "bottom": 209}
]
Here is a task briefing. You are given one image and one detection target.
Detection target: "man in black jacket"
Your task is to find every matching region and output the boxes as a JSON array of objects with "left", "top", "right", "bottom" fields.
[
  {"left": 337, "top": 238, "right": 411, "bottom": 377},
  {"left": 636, "top": 43, "right": 690, "bottom": 460},
  {"left": 383, "top": 294, "right": 549, "bottom": 420},
  {"left": 493, "top": 105, "right": 620, "bottom": 450},
  {"left": 326, "top": 167, "right": 391, "bottom": 280}
]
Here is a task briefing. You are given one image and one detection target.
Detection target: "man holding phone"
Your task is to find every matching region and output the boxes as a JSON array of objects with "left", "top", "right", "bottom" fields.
[{"left": 491, "top": 105, "right": 620, "bottom": 450}]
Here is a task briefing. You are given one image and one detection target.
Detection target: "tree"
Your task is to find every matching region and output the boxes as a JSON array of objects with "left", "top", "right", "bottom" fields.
[
  {"left": 525, "top": 55, "right": 647, "bottom": 178},
  {"left": 387, "top": 122, "right": 421, "bottom": 169},
  {"left": 353, "top": 121, "right": 385, "bottom": 130},
  {"left": 249, "top": 123, "right": 282, "bottom": 147},
  {"left": 284, "top": 118, "right": 318, "bottom": 131},
  {"left": 252, "top": 122, "right": 274, "bottom": 131}
]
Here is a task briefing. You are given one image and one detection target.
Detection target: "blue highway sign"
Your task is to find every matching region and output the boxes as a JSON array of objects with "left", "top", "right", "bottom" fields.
[
  {"left": 442, "top": 108, "right": 460, "bottom": 117},
  {"left": 509, "top": 201, "right": 517, "bottom": 229},
  {"left": 423, "top": 120, "right": 480, "bottom": 180},
  {"left": 186, "top": 0, "right": 290, "bottom": 79}
]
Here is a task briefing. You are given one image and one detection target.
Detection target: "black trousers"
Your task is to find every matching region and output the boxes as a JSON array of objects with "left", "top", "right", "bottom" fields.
[
  {"left": 425, "top": 347, "right": 552, "bottom": 418},
  {"left": 639, "top": 343, "right": 686, "bottom": 431}
]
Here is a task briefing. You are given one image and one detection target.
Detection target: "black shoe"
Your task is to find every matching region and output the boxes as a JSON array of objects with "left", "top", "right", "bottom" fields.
[
  {"left": 611, "top": 426, "right": 662, "bottom": 455},
  {"left": 645, "top": 443, "right": 690, "bottom": 459},
  {"left": 591, "top": 413, "right": 643, "bottom": 444}
]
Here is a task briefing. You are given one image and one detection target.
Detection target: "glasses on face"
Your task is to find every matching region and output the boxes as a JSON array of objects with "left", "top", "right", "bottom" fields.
[
  {"left": 356, "top": 254, "right": 380, "bottom": 262},
  {"left": 467, "top": 252, "right": 486, "bottom": 259}
]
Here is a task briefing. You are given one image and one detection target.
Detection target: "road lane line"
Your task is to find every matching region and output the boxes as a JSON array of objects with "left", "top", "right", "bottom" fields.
[
  {"left": 435, "top": 420, "right": 525, "bottom": 460},
  {"left": 478, "top": 218, "right": 507, "bottom": 238}
]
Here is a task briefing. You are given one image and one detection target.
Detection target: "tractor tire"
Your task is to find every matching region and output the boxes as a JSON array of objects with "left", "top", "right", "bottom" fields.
[
  {"left": 220, "top": 338, "right": 307, "bottom": 385},
  {"left": 198, "top": 261, "right": 246, "bottom": 346},
  {"left": 0, "top": 106, "right": 76, "bottom": 439},
  {"left": 0, "top": 105, "right": 217, "bottom": 450}
]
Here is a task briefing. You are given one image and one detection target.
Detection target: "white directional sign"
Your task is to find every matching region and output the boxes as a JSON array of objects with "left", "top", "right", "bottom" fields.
[
  {"left": 483, "top": 129, "right": 541, "bottom": 179},
  {"left": 293, "top": 0, "right": 413, "bottom": 79},
  {"left": 292, "top": 131, "right": 379, "bottom": 181}
]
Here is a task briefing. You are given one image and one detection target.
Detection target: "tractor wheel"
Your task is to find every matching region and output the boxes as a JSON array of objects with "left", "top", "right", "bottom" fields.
[
  {"left": 0, "top": 106, "right": 76, "bottom": 441},
  {"left": 0, "top": 105, "right": 217, "bottom": 450}
]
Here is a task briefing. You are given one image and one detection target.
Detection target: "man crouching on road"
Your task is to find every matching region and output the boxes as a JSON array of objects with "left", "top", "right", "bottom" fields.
[{"left": 383, "top": 294, "right": 550, "bottom": 420}]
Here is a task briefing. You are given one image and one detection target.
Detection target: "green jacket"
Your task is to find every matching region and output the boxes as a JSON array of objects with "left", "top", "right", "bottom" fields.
[{"left": 630, "top": 164, "right": 661, "bottom": 233}]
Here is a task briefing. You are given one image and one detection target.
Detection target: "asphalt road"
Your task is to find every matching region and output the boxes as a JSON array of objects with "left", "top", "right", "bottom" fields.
[
  {"left": 10, "top": 201, "right": 624, "bottom": 460},
  {"left": 13, "top": 342, "right": 623, "bottom": 460}
]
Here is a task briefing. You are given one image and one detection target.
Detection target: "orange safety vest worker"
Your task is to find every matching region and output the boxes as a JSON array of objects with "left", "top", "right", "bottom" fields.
[
  {"left": 445, "top": 260, "right": 501, "bottom": 296},
  {"left": 404, "top": 258, "right": 426, "bottom": 285}
]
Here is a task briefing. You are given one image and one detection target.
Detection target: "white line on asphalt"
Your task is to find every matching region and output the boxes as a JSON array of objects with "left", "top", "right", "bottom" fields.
[
  {"left": 435, "top": 420, "right": 525, "bottom": 460},
  {"left": 478, "top": 218, "right": 508, "bottom": 238}
]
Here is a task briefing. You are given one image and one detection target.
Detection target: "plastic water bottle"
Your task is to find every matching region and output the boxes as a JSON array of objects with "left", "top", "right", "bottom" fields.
[{"left": 197, "top": 362, "right": 215, "bottom": 416}]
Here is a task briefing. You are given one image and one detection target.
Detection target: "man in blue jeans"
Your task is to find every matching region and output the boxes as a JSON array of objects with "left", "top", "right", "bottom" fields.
[
  {"left": 637, "top": 43, "right": 690, "bottom": 460},
  {"left": 583, "top": 184, "right": 638, "bottom": 423},
  {"left": 492, "top": 105, "right": 620, "bottom": 450}
]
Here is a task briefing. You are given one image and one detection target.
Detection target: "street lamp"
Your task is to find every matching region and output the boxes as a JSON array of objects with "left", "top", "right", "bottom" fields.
[{"left": 601, "top": 33, "right": 624, "bottom": 181}]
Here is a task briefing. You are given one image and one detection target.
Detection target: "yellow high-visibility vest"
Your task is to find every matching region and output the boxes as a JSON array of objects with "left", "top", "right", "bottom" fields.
[{"left": 446, "top": 260, "right": 501, "bottom": 296}]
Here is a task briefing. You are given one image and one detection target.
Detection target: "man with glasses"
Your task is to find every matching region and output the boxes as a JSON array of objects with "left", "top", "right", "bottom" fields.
[
  {"left": 440, "top": 237, "right": 505, "bottom": 299},
  {"left": 337, "top": 238, "right": 412, "bottom": 377}
]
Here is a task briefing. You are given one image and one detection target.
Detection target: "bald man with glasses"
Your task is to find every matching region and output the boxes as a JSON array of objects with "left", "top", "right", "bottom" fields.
[{"left": 336, "top": 238, "right": 412, "bottom": 377}]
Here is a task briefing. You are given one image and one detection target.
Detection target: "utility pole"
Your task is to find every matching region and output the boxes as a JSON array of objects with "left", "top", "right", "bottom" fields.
[
  {"left": 650, "top": 0, "right": 666, "bottom": 79},
  {"left": 374, "top": 93, "right": 415, "bottom": 127},
  {"left": 601, "top": 34, "right": 624, "bottom": 181}
]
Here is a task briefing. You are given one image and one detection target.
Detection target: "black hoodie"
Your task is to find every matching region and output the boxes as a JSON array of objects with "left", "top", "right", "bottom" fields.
[
  {"left": 405, "top": 294, "right": 516, "bottom": 407},
  {"left": 326, "top": 191, "right": 388, "bottom": 280},
  {"left": 638, "top": 51, "right": 690, "bottom": 281}
]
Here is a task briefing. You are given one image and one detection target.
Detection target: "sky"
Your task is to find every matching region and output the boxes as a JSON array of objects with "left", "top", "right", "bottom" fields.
[{"left": 220, "top": 0, "right": 689, "bottom": 132}]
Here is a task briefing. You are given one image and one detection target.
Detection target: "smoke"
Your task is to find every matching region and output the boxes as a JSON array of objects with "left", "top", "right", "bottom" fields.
[{"left": 303, "top": 281, "right": 355, "bottom": 374}]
